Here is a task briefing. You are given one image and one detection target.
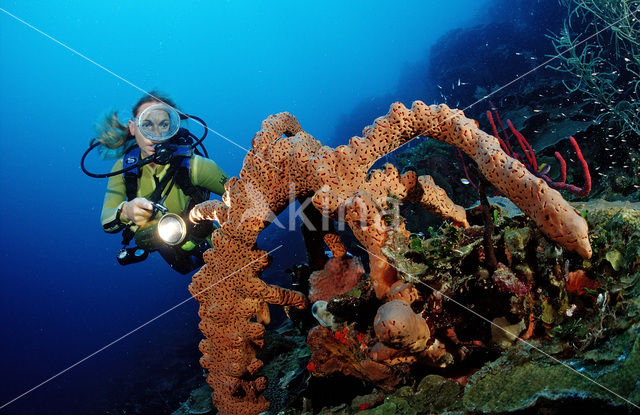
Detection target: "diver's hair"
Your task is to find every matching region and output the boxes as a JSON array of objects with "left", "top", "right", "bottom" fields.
[
  {"left": 93, "top": 91, "right": 177, "bottom": 158},
  {"left": 93, "top": 111, "right": 131, "bottom": 150},
  {"left": 131, "top": 90, "right": 177, "bottom": 118}
]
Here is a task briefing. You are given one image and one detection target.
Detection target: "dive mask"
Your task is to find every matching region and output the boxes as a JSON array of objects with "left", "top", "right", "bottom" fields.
[{"left": 135, "top": 103, "right": 181, "bottom": 142}]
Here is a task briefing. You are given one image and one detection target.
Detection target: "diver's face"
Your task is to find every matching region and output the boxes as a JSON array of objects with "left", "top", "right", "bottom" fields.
[{"left": 129, "top": 102, "right": 170, "bottom": 158}]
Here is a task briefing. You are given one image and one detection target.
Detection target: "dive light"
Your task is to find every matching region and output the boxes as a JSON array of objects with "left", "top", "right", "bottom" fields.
[
  {"left": 134, "top": 212, "right": 188, "bottom": 249},
  {"left": 157, "top": 213, "right": 187, "bottom": 246}
]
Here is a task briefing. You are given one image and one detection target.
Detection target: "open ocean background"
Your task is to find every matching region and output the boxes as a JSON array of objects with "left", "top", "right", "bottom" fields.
[{"left": 0, "top": 1, "right": 563, "bottom": 413}]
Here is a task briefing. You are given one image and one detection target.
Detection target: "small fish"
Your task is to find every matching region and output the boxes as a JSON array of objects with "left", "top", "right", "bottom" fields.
[
  {"left": 278, "top": 367, "right": 306, "bottom": 389},
  {"left": 591, "top": 72, "right": 598, "bottom": 76},
  {"left": 460, "top": 178, "right": 470, "bottom": 185},
  {"left": 437, "top": 84, "right": 442, "bottom": 89},
  {"left": 533, "top": 109, "right": 542, "bottom": 113},
  {"left": 457, "top": 78, "right": 461, "bottom": 86},
  {"left": 538, "top": 163, "right": 551, "bottom": 175},
  {"left": 515, "top": 52, "right": 522, "bottom": 55}
]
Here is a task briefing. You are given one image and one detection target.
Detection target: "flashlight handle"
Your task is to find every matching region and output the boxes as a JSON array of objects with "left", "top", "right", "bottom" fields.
[{"left": 150, "top": 202, "right": 168, "bottom": 213}]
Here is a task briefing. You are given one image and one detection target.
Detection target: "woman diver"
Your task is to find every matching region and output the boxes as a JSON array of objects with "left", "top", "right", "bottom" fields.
[{"left": 88, "top": 91, "right": 228, "bottom": 274}]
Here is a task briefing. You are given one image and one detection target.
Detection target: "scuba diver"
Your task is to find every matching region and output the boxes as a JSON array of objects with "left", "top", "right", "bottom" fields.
[{"left": 81, "top": 92, "right": 228, "bottom": 274}]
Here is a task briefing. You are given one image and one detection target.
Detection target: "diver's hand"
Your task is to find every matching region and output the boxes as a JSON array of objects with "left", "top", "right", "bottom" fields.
[{"left": 121, "top": 197, "right": 154, "bottom": 225}]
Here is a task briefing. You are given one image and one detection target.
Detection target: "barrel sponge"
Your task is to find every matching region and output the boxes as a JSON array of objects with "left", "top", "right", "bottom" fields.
[{"left": 374, "top": 299, "right": 430, "bottom": 352}]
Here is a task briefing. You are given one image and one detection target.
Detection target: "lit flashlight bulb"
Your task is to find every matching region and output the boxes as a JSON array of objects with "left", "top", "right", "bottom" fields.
[{"left": 158, "top": 214, "right": 186, "bottom": 245}]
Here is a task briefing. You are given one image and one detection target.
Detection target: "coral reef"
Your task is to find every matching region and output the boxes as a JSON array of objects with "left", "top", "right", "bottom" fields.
[
  {"left": 309, "top": 257, "right": 365, "bottom": 303},
  {"left": 306, "top": 324, "right": 399, "bottom": 390},
  {"left": 188, "top": 101, "right": 594, "bottom": 414},
  {"left": 551, "top": 0, "right": 640, "bottom": 136},
  {"left": 486, "top": 105, "right": 591, "bottom": 197},
  {"left": 311, "top": 200, "right": 640, "bottom": 415}
]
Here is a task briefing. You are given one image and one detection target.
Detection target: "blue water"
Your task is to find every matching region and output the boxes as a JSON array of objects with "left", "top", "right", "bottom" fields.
[{"left": 0, "top": 1, "right": 496, "bottom": 413}]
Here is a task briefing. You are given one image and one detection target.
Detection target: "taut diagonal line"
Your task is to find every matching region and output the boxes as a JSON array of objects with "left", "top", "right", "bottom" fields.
[
  {"left": 359, "top": 245, "right": 639, "bottom": 410},
  {"left": 0, "top": 7, "right": 284, "bottom": 172},
  {"left": 460, "top": 3, "right": 640, "bottom": 114},
  {"left": 397, "top": 3, "right": 640, "bottom": 149},
  {"left": 0, "top": 245, "right": 282, "bottom": 410}
]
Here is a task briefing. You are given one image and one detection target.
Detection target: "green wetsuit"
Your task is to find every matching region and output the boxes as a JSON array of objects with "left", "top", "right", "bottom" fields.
[{"left": 101, "top": 153, "right": 227, "bottom": 233}]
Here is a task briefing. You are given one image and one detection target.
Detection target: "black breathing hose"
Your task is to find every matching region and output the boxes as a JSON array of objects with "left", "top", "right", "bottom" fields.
[
  {"left": 81, "top": 114, "right": 209, "bottom": 178},
  {"left": 80, "top": 140, "right": 155, "bottom": 178}
]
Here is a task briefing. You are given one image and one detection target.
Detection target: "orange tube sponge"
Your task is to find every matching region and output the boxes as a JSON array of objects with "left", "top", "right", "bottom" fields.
[
  {"left": 189, "top": 231, "right": 307, "bottom": 415},
  {"left": 323, "top": 233, "right": 347, "bottom": 258},
  {"left": 189, "top": 101, "right": 591, "bottom": 415},
  {"left": 406, "top": 102, "right": 591, "bottom": 258}
]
